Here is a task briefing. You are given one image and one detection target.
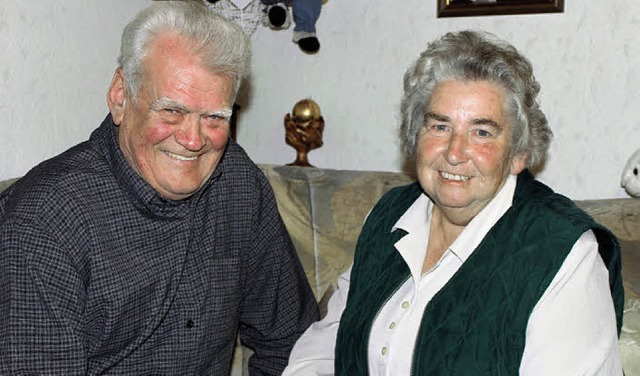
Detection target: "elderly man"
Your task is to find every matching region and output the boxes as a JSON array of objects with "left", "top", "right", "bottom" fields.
[{"left": 0, "top": 2, "right": 318, "bottom": 374}]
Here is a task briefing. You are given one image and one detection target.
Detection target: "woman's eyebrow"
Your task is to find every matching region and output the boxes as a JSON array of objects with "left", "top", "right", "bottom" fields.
[
  {"left": 471, "top": 118, "right": 501, "bottom": 129},
  {"left": 425, "top": 112, "right": 450, "bottom": 122}
]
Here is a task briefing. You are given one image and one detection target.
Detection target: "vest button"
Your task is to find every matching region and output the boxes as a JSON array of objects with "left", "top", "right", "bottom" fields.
[{"left": 186, "top": 319, "right": 194, "bottom": 328}]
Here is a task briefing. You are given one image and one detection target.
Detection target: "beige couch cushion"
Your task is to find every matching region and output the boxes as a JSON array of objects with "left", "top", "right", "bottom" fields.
[{"left": 258, "top": 164, "right": 413, "bottom": 315}]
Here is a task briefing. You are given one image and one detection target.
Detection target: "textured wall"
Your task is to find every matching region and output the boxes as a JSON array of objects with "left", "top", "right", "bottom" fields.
[
  {"left": 241, "top": 0, "right": 640, "bottom": 200},
  {"left": 0, "top": 0, "right": 148, "bottom": 181},
  {"left": 1, "top": 1, "right": 638, "bottom": 200}
]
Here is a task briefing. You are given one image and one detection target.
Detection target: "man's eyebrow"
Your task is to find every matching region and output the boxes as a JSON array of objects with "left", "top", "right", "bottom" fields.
[
  {"left": 151, "top": 97, "right": 233, "bottom": 120},
  {"left": 205, "top": 108, "right": 233, "bottom": 121},
  {"left": 150, "top": 97, "right": 190, "bottom": 112}
]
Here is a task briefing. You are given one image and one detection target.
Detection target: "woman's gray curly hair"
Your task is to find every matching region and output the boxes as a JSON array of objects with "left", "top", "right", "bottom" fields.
[
  {"left": 400, "top": 30, "right": 551, "bottom": 170},
  {"left": 117, "top": 1, "right": 251, "bottom": 102}
]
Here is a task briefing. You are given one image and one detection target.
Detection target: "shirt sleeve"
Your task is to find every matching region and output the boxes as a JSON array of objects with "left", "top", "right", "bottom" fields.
[
  {"left": 519, "top": 230, "right": 623, "bottom": 376},
  {"left": 281, "top": 266, "right": 352, "bottom": 376},
  {"left": 238, "top": 175, "right": 320, "bottom": 375},
  {"left": 0, "top": 220, "right": 88, "bottom": 374}
]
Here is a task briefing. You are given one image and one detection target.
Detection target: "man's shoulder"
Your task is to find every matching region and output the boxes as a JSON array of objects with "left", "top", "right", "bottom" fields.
[
  {"left": 1, "top": 140, "right": 112, "bottom": 221},
  {"left": 217, "top": 140, "right": 269, "bottom": 186}
]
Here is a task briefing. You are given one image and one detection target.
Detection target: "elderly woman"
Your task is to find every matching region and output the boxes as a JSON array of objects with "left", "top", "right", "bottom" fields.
[{"left": 283, "top": 30, "right": 624, "bottom": 375}]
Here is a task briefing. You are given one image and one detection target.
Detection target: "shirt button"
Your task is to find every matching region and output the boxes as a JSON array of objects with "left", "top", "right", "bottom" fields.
[
  {"left": 186, "top": 319, "right": 194, "bottom": 328},
  {"left": 389, "top": 322, "right": 396, "bottom": 329},
  {"left": 381, "top": 347, "right": 388, "bottom": 356},
  {"left": 401, "top": 301, "right": 410, "bottom": 309}
]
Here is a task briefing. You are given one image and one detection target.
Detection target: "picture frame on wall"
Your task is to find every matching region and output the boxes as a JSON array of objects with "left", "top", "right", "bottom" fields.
[{"left": 437, "top": 0, "right": 564, "bottom": 18}]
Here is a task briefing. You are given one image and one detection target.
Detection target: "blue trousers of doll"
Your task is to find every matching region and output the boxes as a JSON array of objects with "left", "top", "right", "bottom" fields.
[{"left": 260, "top": 0, "right": 321, "bottom": 34}]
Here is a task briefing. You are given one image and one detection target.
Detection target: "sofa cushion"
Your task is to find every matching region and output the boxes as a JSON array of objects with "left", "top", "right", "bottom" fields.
[{"left": 258, "top": 164, "right": 414, "bottom": 314}]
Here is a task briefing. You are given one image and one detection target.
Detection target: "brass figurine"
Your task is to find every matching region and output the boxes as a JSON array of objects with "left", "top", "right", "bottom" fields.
[{"left": 285, "top": 99, "right": 324, "bottom": 167}]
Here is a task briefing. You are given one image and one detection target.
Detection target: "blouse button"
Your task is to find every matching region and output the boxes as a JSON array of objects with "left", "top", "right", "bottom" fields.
[
  {"left": 381, "top": 347, "right": 388, "bottom": 356},
  {"left": 389, "top": 322, "right": 396, "bottom": 329},
  {"left": 401, "top": 301, "right": 410, "bottom": 309}
]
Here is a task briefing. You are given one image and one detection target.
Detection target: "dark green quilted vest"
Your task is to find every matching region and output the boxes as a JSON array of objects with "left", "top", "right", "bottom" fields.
[{"left": 335, "top": 170, "right": 624, "bottom": 376}]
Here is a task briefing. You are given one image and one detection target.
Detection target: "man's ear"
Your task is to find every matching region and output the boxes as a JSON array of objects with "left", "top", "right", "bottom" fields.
[
  {"left": 510, "top": 151, "right": 528, "bottom": 175},
  {"left": 107, "top": 68, "right": 127, "bottom": 125}
]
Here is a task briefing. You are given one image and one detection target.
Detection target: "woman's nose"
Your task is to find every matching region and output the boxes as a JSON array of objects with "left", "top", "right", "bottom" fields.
[{"left": 444, "top": 132, "right": 468, "bottom": 165}]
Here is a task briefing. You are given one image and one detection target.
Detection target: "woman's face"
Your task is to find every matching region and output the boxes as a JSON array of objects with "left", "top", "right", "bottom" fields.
[{"left": 416, "top": 79, "right": 526, "bottom": 225}]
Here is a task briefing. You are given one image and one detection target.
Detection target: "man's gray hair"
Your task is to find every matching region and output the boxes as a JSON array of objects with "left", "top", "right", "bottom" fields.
[
  {"left": 400, "top": 30, "right": 552, "bottom": 170},
  {"left": 118, "top": 1, "right": 251, "bottom": 101}
]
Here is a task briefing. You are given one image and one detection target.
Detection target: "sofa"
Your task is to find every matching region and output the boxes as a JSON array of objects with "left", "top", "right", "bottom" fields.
[{"left": 2, "top": 165, "right": 639, "bottom": 374}]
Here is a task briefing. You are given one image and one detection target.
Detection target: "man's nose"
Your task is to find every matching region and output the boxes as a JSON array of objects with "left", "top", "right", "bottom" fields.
[{"left": 175, "top": 116, "right": 205, "bottom": 151}]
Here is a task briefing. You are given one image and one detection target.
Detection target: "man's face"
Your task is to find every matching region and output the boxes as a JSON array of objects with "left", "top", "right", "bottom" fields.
[
  {"left": 416, "top": 79, "right": 526, "bottom": 225},
  {"left": 108, "top": 33, "right": 234, "bottom": 200}
]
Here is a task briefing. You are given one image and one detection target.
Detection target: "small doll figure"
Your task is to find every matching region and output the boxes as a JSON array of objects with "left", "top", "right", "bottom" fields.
[{"left": 261, "top": 0, "right": 323, "bottom": 54}]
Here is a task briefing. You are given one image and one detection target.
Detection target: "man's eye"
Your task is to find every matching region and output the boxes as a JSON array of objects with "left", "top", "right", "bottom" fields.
[
  {"left": 202, "top": 114, "right": 228, "bottom": 127},
  {"left": 476, "top": 129, "right": 492, "bottom": 137},
  {"left": 158, "top": 108, "right": 183, "bottom": 123},
  {"left": 433, "top": 124, "right": 448, "bottom": 132}
]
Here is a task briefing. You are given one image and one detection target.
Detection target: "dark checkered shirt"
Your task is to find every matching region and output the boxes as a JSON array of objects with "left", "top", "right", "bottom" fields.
[{"left": 0, "top": 115, "right": 319, "bottom": 375}]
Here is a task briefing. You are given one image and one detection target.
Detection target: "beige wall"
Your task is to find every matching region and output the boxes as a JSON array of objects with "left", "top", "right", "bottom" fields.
[{"left": 0, "top": 0, "right": 149, "bottom": 181}]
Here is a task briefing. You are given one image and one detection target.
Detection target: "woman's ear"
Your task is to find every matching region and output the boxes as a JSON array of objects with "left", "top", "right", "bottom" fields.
[
  {"left": 107, "top": 68, "right": 127, "bottom": 125},
  {"left": 510, "top": 151, "right": 528, "bottom": 175}
]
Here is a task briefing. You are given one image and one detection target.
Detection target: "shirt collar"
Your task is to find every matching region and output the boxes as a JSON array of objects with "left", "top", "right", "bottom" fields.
[
  {"left": 392, "top": 193, "right": 431, "bottom": 281},
  {"left": 392, "top": 174, "right": 518, "bottom": 278}
]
